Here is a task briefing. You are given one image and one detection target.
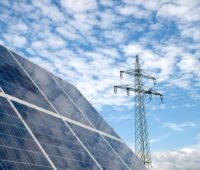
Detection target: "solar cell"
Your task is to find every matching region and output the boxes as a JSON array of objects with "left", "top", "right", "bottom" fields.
[
  {"left": 13, "top": 102, "right": 101, "bottom": 170},
  {"left": 0, "top": 97, "right": 53, "bottom": 170},
  {"left": 0, "top": 45, "right": 54, "bottom": 112}
]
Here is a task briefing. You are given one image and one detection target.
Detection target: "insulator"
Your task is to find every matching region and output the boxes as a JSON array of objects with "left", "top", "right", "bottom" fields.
[
  {"left": 120, "top": 71, "right": 123, "bottom": 79},
  {"left": 149, "top": 94, "right": 152, "bottom": 101},
  {"left": 114, "top": 86, "right": 117, "bottom": 94},
  {"left": 127, "top": 89, "right": 130, "bottom": 96},
  {"left": 153, "top": 78, "right": 156, "bottom": 85}
]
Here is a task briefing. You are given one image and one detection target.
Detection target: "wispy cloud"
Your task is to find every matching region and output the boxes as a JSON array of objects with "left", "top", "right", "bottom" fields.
[
  {"left": 152, "top": 144, "right": 200, "bottom": 170},
  {"left": 0, "top": 0, "right": 200, "bottom": 112},
  {"left": 107, "top": 114, "right": 133, "bottom": 123},
  {"left": 164, "top": 122, "right": 196, "bottom": 132},
  {"left": 150, "top": 133, "right": 170, "bottom": 144}
]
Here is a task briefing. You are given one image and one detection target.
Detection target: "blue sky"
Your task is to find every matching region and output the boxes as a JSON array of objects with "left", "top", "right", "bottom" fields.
[{"left": 0, "top": 0, "right": 200, "bottom": 169}]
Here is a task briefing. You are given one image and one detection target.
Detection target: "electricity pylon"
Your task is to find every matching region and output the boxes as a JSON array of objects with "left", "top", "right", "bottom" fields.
[{"left": 114, "top": 55, "right": 163, "bottom": 170}]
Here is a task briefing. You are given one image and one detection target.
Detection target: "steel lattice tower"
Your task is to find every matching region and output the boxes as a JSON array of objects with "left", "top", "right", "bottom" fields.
[{"left": 114, "top": 55, "right": 163, "bottom": 169}]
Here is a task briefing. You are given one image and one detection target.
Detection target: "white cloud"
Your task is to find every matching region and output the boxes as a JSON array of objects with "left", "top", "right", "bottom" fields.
[
  {"left": 3, "top": 34, "right": 27, "bottom": 48},
  {"left": 152, "top": 145, "right": 200, "bottom": 170},
  {"left": 157, "top": 1, "right": 200, "bottom": 22},
  {"left": 107, "top": 114, "right": 133, "bottom": 122},
  {"left": 177, "top": 55, "right": 200, "bottom": 76},
  {"left": 56, "top": 26, "right": 80, "bottom": 40},
  {"left": 46, "top": 36, "right": 66, "bottom": 49},
  {"left": 156, "top": 0, "right": 200, "bottom": 42},
  {"left": 170, "top": 74, "right": 192, "bottom": 89},
  {"left": 31, "top": 40, "right": 47, "bottom": 50},
  {"left": 11, "top": 22, "right": 28, "bottom": 32},
  {"left": 73, "top": 13, "right": 97, "bottom": 33},
  {"left": 181, "top": 27, "right": 200, "bottom": 41},
  {"left": 123, "top": 44, "right": 143, "bottom": 56},
  {"left": 164, "top": 122, "right": 196, "bottom": 132},
  {"left": 117, "top": 5, "right": 151, "bottom": 19},
  {"left": 150, "top": 133, "right": 170, "bottom": 144},
  {"left": 103, "top": 30, "right": 125, "bottom": 44},
  {"left": 32, "top": 0, "right": 65, "bottom": 22},
  {"left": 60, "top": 0, "right": 97, "bottom": 13},
  {"left": 97, "top": 47, "right": 119, "bottom": 58},
  {"left": 99, "top": 0, "right": 115, "bottom": 6},
  {"left": 98, "top": 9, "right": 119, "bottom": 29}
]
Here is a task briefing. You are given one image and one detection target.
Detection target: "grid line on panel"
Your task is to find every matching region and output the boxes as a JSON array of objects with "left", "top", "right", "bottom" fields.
[
  {"left": 0, "top": 87, "right": 57, "bottom": 170},
  {"left": 50, "top": 72, "right": 131, "bottom": 170},
  {"left": 7, "top": 52, "right": 103, "bottom": 170},
  {"left": 0, "top": 145, "right": 52, "bottom": 167},
  {"left": 0, "top": 91, "right": 123, "bottom": 142},
  {"left": 0, "top": 143, "right": 47, "bottom": 157},
  {"left": 0, "top": 160, "right": 53, "bottom": 170}
]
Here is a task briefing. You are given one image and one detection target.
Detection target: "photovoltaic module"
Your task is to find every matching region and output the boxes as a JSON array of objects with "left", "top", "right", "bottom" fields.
[{"left": 0, "top": 45, "right": 147, "bottom": 170}]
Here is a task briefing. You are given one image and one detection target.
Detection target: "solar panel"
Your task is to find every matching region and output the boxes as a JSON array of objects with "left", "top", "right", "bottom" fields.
[
  {"left": 0, "top": 45, "right": 147, "bottom": 170},
  {"left": 0, "top": 97, "right": 52, "bottom": 170}
]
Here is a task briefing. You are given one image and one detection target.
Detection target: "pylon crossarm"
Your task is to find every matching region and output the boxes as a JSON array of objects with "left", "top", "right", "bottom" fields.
[
  {"left": 114, "top": 85, "right": 148, "bottom": 96},
  {"left": 114, "top": 85, "right": 135, "bottom": 96},
  {"left": 120, "top": 69, "right": 156, "bottom": 85},
  {"left": 144, "top": 89, "right": 163, "bottom": 102}
]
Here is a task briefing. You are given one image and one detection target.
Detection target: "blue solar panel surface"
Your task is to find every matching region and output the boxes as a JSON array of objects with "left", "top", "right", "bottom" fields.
[
  {"left": 0, "top": 97, "right": 53, "bottom": 170},
  {"left": 13, "top": 102, "right": 100, "bottom": 170}
]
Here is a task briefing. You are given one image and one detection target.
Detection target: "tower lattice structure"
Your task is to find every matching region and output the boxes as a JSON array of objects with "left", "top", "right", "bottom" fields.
[{"left": 114, "top": 55, "right": 163, "bottom": 169}]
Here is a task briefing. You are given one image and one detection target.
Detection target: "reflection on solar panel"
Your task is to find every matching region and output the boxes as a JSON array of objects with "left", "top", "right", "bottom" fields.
[{"left": 0, "top": 45, "right": 147, "bottom": 170}]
